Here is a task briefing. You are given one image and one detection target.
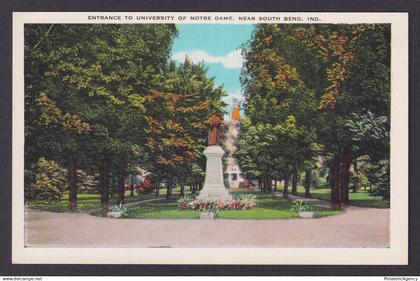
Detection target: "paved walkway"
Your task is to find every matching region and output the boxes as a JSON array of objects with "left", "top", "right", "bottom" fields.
[{"left": 25, "top": 204, "right": 390, "bottom": 248}]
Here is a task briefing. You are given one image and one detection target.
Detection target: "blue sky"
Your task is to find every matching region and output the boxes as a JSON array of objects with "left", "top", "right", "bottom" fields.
[{"left": 171, "top": 24, "right": 254, "bottom": 116}]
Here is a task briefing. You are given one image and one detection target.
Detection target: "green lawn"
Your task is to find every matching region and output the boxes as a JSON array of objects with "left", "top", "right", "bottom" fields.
[
  {"left": 28, "top": 193, "right": 102, "bottom": 212},
  {"left": 123, "top": 191, "right": 343, "bottom": 220},
  {"left": 283, "top": 185, "right": 390, "bottom": 208},
  {"left": 125, "top": 199, "right": 200, "bottom": 219},
  {"left": 29, "top": 184, "right": 384, "bottom": 219},
  {"left": 27, "top": 190, "right": 165, "bottom": 212}
]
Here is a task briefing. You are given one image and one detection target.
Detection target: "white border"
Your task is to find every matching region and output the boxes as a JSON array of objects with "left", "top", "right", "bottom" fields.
[{"left": 12, "top": 12, "right": 409, "bottom": 264}]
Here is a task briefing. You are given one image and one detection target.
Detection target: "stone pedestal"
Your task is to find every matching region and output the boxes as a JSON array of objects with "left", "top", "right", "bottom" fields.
[{"left": 198, "top": 145, "right": 232, "bottom": 202}]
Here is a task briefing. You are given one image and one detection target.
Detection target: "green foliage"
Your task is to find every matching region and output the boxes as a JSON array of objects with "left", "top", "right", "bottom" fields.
[
  {"left": 77, "top": 170, "right": 100, "bottom": 194},
  {"left": 29, "top": 158, "right": 66, "bottom": 202},
  {"left": 238, "top": 23, "right": 390, "bottom": 202},
  {"left": 235, "top": 193, "right": 257, "bottom": 209},
  {"left": 177, "top": 195, "right": 193, "bottom": 209},
  {"left": 237, "top": 24, "right": 321, "bottom": 189},
  {"left": 24, "top": 23, "right": 225, "bottom": 207},
  {"left": 144, "top": 60, "right": 226, "bottom": 190},
  {"left": 364, "top": 159, "right": 390, "bottom": 200},
  {"left": 345, "top": 112, "right": 389, "bottom": 161},
  {"left": 290, "top": 200, "right": 312, "bottom": 213},
  {"left": 301, "top": 169, "right": 325, "bottom": 188},
  {"left": 24, "top": 23, "right": 391, "bottom": 209},
  {"left": 352, "top": 171, "right": 370, "bottom": 190},
  {"left": 111, "top": 203, "right": 129, "bottom": 217}
]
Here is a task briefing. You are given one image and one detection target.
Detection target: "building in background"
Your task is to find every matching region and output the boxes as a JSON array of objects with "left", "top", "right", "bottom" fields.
[{"left": 224, "top": 98, "right": 244, "bottom": 188}]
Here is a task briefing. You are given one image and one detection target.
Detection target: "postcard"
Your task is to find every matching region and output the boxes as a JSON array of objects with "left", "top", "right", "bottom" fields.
[{"left": 12, "top": 12, "right": 408, "bottom": 264}]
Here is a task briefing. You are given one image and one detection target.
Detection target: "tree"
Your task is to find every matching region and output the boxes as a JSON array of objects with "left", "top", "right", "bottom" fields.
[
  {"left": 144, "top": 58, "right": 226, "bottom": 199},
  {"left": 29, "top": 158, "right": 67, "bottom": 202},
  {"left": 24, "top": 24, "right": 179, "bottom": 210},
  {"left": 295, "top": 24, "right": 391, "bottom": 207},
  {"left": 237, "top": 24, "right": 319, "bottom": 195},
  {"left": 238, "top": 23, "right": 390, "bottom": 207}
]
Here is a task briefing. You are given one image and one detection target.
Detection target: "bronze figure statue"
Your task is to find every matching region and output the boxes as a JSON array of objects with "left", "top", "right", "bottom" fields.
[{"left": 208, "top": 112, "right": 222, "bottom": 146}]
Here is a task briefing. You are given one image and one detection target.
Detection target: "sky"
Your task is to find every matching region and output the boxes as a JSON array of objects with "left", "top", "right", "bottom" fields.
[{"left": 171, "top": 24, "right": 254, "bottom": 117}]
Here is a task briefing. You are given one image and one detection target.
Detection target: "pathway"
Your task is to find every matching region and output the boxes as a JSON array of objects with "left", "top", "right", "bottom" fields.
[{"left": 25, "top": 204, "right": 389, "bottom": 248}]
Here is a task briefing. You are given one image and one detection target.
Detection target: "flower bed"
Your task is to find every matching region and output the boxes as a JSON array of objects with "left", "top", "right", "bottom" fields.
[{"left": 177, "top": 193, "right": 257, "bottom": 211}]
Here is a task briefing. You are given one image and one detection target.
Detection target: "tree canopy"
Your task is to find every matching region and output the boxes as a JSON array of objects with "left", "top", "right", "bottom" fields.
[
  {"left": 237, "top": 24, "right": 390, "bottom": 205},
  {"left": 25, "top": 24, "right": 225, "bottom": 208}
]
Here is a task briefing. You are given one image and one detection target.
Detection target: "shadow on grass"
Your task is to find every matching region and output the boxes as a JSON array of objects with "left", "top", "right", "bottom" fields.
[
  {"left": 127, "top": 199, "right": 200, "bottom": 219},
  {"left": 293, "top": 186, "right": 390, "bottom": 209},
  {"left": 27, "top": 192, "right": 163, "bottom": 213}
]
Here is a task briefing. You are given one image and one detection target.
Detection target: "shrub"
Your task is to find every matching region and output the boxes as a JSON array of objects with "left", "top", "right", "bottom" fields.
[
  {"left": 177, "top": 193, "right": 257, "bottom": 211},
  {"left": 198, "top": 200, "right": 218, "bottom": 213},
  {"left": 235, "top": 193, "right": 257, "bottom": 209},
  {"left": 177, "top": 195, "right": 193, "bottom": 209},
  {"left": 365, "top": 159, "right": 390, "bottom": 200},
  {"left": 111, "top": 203, "right": 129, "bottom": 217},
  {"left": 29, "top": 157, "right": 66, "bottom": 202},
  {"left": 290, "top": 200, "right": 311, "bottom": 213},
  {"left": 77, "top": 170, "right": 100, "bottom": 194}
]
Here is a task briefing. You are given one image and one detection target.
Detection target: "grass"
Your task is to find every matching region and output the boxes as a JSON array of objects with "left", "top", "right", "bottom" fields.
[
  {"left": 29, "top": 184, "right": 383, "bottom": 219},
  {"left": 28, "top": 193, "right": 102, "bottom": 212},
  {"left": 277, "top": 185, "right": 390, "bottom": 208},
  {"left": 123, "top": 191, "right": 343, "bottom": 220},
  {"left": 345, "top": 191, "right": 390, "bottom": 208},
  {"left": 27, "top": 190, "right": 165, "bottom": 212},
  {"left": 125, "top": 199, "right": 200, "bottom": 219}
]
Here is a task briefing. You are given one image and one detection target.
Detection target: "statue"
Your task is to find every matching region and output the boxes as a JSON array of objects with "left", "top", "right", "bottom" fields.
[
  {"left": 198, "top": 111, "right": 232, "bottom": 202},
  {"left": 208, "top": 112, "right": 222, "bottom": 146}
]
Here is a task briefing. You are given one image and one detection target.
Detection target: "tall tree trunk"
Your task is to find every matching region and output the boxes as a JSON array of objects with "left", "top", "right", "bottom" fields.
[
  {"left": 111, "top": 175, "right": 116, "bottom": 199},
  {"left": 274, "top": 180, "right": 277, "bottom": 191},
  {"left": 352, "top": 161, "right": 358, "bottom": 193},
  {"left": 340, "top": 148, "right": 352, "bottom": 206},
  {"left": 130, "top": 174, "right": 134, "bottom": 197},
  {"left": 262, "top": 176, "right": 267, "bottom": 192},
  {"left": 117, "top": 154, "right": 127, "bottom": 205},
  {"left": 166, "top": 176, "right": 172, "bottom": 200},
  {"left": 265, "top": 176, "right": 272, "bottom": 193},
  {"left": 180, "top": 177, "right": 185, "bottom": 197},
  {"left": 101, "top": 156, "right": 110, "bottom": 211},
  {"left": 304, "top": 169, "right": 312, "bottom": 198},
  {"left": 283, "top": 175, "right": 289, "bottom": 197},
  {"left": 166, "top": 182, "right": 170, "bottom": 200},
  {"left": 291, "top": 166, "right": 298, "bottom": 195},
  {"left": 68, "top": 155, "right": 78, "bottom": 210},
  {"left": 155, "top": 177, "right": 160, "bottom": 198},
  {"left": 330, "top": 154, "right": 341, "bottom": 209}
]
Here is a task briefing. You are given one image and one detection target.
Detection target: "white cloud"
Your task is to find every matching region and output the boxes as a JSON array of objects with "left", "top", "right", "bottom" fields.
[{"left": 171, "top": 49, "right": 243, "bottom": 69}]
